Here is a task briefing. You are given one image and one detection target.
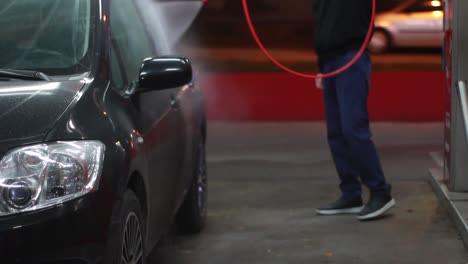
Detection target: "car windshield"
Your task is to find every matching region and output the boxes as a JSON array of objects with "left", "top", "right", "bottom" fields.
[{"left": 0, "top": 0, "right": 94, "bottom": 76}]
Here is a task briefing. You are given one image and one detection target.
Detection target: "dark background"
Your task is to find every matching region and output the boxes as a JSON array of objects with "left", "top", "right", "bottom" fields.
[{"left": 179, "top": 0, "right": 408, "bottom": 49}]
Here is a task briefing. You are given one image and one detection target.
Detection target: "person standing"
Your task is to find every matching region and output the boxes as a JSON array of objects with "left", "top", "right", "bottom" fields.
[{"left": 313, "top": 0, "right": 395, "bottom": 220}]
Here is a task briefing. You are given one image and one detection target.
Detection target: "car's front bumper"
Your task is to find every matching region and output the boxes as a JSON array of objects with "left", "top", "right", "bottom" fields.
[{"left": 0, "top": 193, "right": 112, "bottom": 264}]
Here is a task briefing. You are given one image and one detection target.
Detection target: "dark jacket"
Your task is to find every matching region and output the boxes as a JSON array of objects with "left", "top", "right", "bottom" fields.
[{"left": 313, "top": 0, "right": 372, "bottom": 64}]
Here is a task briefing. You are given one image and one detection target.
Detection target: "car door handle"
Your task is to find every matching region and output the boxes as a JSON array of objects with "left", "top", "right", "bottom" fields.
[{"left": 170, "top": 94, "right": 179, "bottom": 109}]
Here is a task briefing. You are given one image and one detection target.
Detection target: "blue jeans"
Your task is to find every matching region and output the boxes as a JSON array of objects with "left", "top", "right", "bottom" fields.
[{"left": 321, "top": 50, "right": 391, "bottom": 200}]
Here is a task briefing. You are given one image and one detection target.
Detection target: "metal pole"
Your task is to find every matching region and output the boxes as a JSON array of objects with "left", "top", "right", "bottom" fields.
[{"left": 457, "top": 80, "right": 468, "bottom": 142}]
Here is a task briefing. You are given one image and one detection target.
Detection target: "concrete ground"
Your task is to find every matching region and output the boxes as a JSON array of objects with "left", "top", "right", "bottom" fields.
[{"left": 149, "top": 122, "right": 468, "bottom": 264}]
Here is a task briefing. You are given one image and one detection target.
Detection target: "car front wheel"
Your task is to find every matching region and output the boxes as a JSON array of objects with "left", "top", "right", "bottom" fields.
[
  {"left": 122, "top": 211, "right": 144, "bottom": 264},
  {"left": 106, "top": 190, "right": 146, "bottom": 264}
]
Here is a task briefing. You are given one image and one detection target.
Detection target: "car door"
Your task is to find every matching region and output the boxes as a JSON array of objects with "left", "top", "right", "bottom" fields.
[
  {"left": 174, "top": 77, "right": 196, "bottom": 207},
  {"left": 132, "top": 0, "right": 193, "bottom": 211},
  {"left": 397, "top": 0, "right": 444, "bottom": 46},
  {"left": 109, "top": 0, "right": 182, "bottom": 246}
]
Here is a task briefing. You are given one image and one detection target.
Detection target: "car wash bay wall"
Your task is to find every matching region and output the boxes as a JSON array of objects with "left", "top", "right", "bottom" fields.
[{"left": 183, "top": 0, "right": 405, "bottom": 48}]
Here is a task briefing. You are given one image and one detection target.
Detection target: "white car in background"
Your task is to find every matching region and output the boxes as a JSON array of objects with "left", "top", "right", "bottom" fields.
[{"left": 369, "top": 0, "right": 444, "bottom": 53}]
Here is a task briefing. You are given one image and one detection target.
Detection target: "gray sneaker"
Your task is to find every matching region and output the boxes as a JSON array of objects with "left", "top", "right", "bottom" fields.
[
  {"left": 357, "top": 195, "right": 395, "bottom": 221},
  {"left": 316, "top": 197, "right": 364, "bottom": 215}
]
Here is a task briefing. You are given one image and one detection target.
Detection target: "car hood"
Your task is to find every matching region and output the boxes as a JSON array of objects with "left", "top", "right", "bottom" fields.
[{"left": 0, "top": 80, "right": 84, "bottom": 153}]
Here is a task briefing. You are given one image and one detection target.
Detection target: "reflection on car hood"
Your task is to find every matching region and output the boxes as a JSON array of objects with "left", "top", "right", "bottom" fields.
[{"left": 0, "top": 80, "right": 84, "bottom": 149}]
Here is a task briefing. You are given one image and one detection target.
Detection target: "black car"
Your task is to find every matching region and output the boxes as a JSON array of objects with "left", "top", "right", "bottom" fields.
[{"left": 0, "top": 0, "right": 207, "bottom": 263}]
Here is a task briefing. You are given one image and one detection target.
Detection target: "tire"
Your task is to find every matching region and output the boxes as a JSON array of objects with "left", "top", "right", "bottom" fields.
[
  {"left": 106, "top": 190, "right": 146, "bottom": 264},
  {"left": 369, "top": 29, "right": 391, "bottom": 54},
  {"left": 176, "top": 136, "right": 208, "bottom": 234}
]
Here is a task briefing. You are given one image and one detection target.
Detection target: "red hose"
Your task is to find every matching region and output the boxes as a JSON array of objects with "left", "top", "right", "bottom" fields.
[{"left": 242, "top": 0, "right": 376, "bottom": 79}]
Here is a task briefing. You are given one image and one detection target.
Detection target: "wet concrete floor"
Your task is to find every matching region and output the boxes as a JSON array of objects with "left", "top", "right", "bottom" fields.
[{"left": 150, "top": 122, "right": 468, "bottom": 264}]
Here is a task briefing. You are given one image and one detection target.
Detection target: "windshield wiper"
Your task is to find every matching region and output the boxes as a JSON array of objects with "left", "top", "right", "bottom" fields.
[{"left": 0, "top": 69, "right": 52, "bottom": 81}]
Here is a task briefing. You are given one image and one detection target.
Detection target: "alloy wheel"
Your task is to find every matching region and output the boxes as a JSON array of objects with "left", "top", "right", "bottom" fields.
[
  {"left": 122, "top": 212, "right": 143, "bottom": 264},
  {"left": 369, "top": 30, "right": 390, "bottom": 54}
]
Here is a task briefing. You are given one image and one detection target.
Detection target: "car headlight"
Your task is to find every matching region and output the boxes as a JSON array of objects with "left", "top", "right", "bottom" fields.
[{"left": 0, "top": 141, "right": 105, "bottom": 216}]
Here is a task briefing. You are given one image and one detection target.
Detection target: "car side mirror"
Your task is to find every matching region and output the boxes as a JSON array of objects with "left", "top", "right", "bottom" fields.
[{"left": 137, "top": 56, "right": 192, "bottom": 93}]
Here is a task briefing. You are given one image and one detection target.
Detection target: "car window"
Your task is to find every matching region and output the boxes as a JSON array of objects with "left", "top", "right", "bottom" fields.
[
  {"left": 110, "top": 0, "right": 154, "bottom": 88},
  {"left": 404, "top": 0, "right": 443, "bottom": 13},
  {"left": 0, "top": 0, "right": 94, "bottom": 76}
]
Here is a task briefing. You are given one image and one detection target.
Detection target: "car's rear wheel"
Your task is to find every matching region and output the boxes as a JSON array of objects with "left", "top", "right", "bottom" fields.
[
  {"left": 369, "top": 29, "right": 391, "bottom": 54},
  {"left": 176, "top": 135, "right": 207, "bottom": 234},
  {"left": 107, "top": 190, "right": 146, "bottom": 264}
]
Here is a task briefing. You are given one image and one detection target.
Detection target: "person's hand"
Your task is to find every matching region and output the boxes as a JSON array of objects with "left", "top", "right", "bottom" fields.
[{"left": 315, "top": 73, "right": 323, "bottom": 90}]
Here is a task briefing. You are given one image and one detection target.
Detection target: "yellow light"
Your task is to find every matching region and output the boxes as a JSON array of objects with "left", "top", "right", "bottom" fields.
[
  {"left": 432, "top": 10, "right": 443, "bottom": 17},
  {"left": 431, "top": 0, "right": 441, "bottom": 7},
  {"left": 103, "top": 15, "right": 107, "bottom": 23}
]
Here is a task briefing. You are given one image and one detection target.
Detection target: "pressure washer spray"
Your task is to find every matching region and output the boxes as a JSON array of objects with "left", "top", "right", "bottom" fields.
[{"left": 242, "top": 0, "right": 377, "bottom": 79}]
